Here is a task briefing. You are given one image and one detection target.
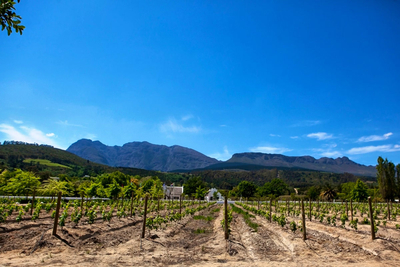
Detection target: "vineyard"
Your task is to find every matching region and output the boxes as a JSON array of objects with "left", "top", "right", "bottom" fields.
[{"left": 1, "top": 197, "right": 400, "bottom": 266}]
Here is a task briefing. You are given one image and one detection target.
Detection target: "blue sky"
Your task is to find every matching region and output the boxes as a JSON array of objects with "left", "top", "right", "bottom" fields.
[{"left": 1, "top": 1, "right": 400, "bottom": 166}]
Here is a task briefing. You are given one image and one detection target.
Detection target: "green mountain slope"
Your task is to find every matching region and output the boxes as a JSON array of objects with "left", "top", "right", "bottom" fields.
[{"left": 0, "top": 143, "right": 176, "bottom": 180}]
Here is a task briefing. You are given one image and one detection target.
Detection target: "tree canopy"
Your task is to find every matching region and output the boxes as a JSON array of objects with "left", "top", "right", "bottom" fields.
[{"left": 1, "top": 0, "right": 25, "bottom": 35}]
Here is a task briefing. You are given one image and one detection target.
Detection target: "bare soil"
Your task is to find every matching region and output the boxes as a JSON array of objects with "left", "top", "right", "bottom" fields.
[{"left": 1, "top": 204, "right": 400, "bottom": 266}]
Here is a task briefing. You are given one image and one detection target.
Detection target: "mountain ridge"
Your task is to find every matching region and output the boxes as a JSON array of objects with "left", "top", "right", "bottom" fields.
[
  {"left": 67, "top": 139, "right": 220, "bottom": 172},
  {"left": 66, "top": 139, "right": 377, "bottom": 177}
]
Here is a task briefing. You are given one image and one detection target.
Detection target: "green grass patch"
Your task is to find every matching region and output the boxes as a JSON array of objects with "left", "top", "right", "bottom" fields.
[
  {"left": 212, "top": 208, "right": 220, "bottom": 213},
  {"left": 193, "top": 228, "right": 211, "bottom": 234},
  {"left": 193, "top": 215, "right": 213, "bottom": 221},
  {"left": 23, "top": 159, "right": 71, "bottom": 169},
  {"left": 230, "top": 204, "right": 258, "bottom": 232}
]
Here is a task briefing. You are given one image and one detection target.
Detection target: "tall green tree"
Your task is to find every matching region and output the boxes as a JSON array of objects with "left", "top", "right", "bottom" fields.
[
  {"left": 396, "top": 164, "right": 400, "bottom": 200},
  {"left": 5, "top": 170, "right": 41, "bottom": 196},
  {"left": 183, "top": 176, "right": 208, "bottom": 197},
  {"left": 1, "top": 0, "right": 25, "bottom": 35},
  {"left": 376, "top": 157, "right": 396, "bottom": 201},
  {"left": 237, "top": 181, "right": 257, "bottom": 199},
  {"left": 350, "top": 179, "right": 369, "bottom": 202},
  {"left": 40, "top": 179, "right": 69, "bottom": 197},
  {"left": 258, "top": 178, "right": 289, "bottom": 197}
]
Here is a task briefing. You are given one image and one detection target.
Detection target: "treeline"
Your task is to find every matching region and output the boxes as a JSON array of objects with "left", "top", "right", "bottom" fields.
[
  {"left": 190, "top": 168, "right": 375, "bottom": 193},
  {"left": 0, "top": 143, "right": 190, "bottom": 185},
  {"left": 2, "top": 140, "right": 54, "bottom": 147}
]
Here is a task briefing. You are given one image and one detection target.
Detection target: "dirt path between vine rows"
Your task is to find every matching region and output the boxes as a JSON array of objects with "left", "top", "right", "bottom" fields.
[{"left": 1, "top": 203, "right": 400, "bottom": 266}]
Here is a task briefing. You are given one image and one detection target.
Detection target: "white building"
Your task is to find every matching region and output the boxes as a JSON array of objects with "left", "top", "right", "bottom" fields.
[
  {"left": 205, "top": 188, "right": 223, "bottom": 201},
  {"left": 163, "top": 184, "right": 184, "bottom": 200}
]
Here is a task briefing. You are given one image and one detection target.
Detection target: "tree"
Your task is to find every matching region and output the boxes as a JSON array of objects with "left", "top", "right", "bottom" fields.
[
  {"left": 1, "top": 0, "right": 25, "bottom": 35},
  {"left": 376, "top": 157, "right": 396, "bottom": 201},
  {"left": 5, "top": 170, "right": 40, "bottom": 196},
  {"left": 396, "top": 164, "right": 400, "bottom": 200},
  {"left": 195, "top": 186, "right": 207, "bottom": 200},
  {"left": 40, "top": 179, "right": 69, "bottom": 197},
  {"left": 237, "top": 181, "right": 257, "bottom": 199},
  {"left": 258, "top": 178, "right": 289, "bottom": 197},
  {"left": 183, "top": 176, "right": 208, "bottom": 197},
  {"left": 123, "top": 182, "right": 137, "bottom": 199},
  {"left": 107, "top": 181, "right": 121, "bottom": 200},
  {"left": 350, "top": 179, "right": 369, "bottom": 202},
  {"left": 320, "top": 183, "right": 336, "bottom": 201},
  {"left": 306, "top": 186, "right": 321, "bottom": 200}
]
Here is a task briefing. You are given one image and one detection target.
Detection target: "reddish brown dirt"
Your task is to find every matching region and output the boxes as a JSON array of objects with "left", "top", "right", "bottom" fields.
[{"left": 1, "top": 203, "right": 400, "bottom": 266}]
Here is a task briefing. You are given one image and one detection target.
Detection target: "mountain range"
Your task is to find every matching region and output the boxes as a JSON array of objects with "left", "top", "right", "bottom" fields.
[
  {"left": 67, "top": 139, "right": 219, "bottom": 172},
  {"left": 67, "top": 139, "right": 377, "bottom": 177}
]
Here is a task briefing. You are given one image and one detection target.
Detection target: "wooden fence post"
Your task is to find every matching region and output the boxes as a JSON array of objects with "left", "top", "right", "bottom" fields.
[
  {"left": 350, "top": 199, "right": 353, "bottom": 221},
  {"left": 30, "top": 189, "right": 36, "bottom": 216},
  {"left": 141, "top": 195, "right": 148, "bottom": 239},
  {"left": 368, "top": 197, "right": 375, "bottom": 240},
  {"left": 130, "top": 192, "right": 134, "bottom": 217},
  {"left": 346, "top": 200, "right": 348, "bottom": 217},
  {"left": 224, "top": 196, "right": 229, "bottom": 239},
  {"left": 52, "top": 192, "right": 62, "bottom": 236},
  {"left": 309, "top": 199, "right": 312, "bottom": 221},
  {"left": 387, "top": 200, "right": 391, "bottom": 221},
  {"left": 269, "top": 198, "right": 272, "bottom": 222},
  {"left": 301, "top": 199, "right": 306, "bottom": 240},
  {"left": 179, "top": 195, "right": 182, "bottom": 217}
]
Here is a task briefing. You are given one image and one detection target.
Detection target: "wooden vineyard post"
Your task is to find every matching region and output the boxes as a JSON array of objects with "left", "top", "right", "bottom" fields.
[
  {"left": 81, "top": 194, "right": 84, "bottom": 212},
  {"left": 317, "top": 199, "right": 319, "bottom": 212},
  {"left": 141, "top": 195, "right": 148, "bottom": 239},
  {"left": 286, "top": 200, "right": 289, "bottom": 216},
  {"left": 346, "top": 201, "right": 348, "bottom": 218},
  {"left": 301, "top": 199, "right": 306, "bottom": 240},
  {"left": 52, "top": 192, "right": 62, "bottom": 236},
  {"left": 130, "top": 192, "right": 134, "bottom": 217},
  {"left": 387, "top": 200, "right": 391, "bottom": 221},
  {"left": 258, "top": 198, "right": 260, "bottom": 210},
  {"left": 309, "top": 199, "right": 312, "bottom": 221},
  {"left": 224, "top": 196, "right": 229, "bottom": 240},
  {"left": 368, "top": 197, "right": 375, "bottom": 240},
  {"left": 179, "top": 195, "right": 182, "bottom": 218},
  {"left": 30, "top": 189, "right": 36, "bottom": 216},
  {"left": 269, "top": 198, "right": 272, "bottom": 222},
  {"left": 350, "top": 199, "right": 353, "bottom": 221}
]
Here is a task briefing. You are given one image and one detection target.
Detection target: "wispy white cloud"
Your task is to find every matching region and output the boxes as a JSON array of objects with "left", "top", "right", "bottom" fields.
[
  {"left": 13, "top": 120, "right": 23, "bottom": 124},
  {"left": 307, "top": 132, "right": 333, "bottom": 141},
  {"left": 290, "top": 136, "right": 299, "bottom": 139},
  {"left": 208, "top": 146, "right": 231, "bottom": 161},
  {"left": 46, "top": 133, "right": 55, "bottom": 137},
  {"left": 312, "top": 147, "right": 342, "bottom": 158},
  {"left": 357, "top": 132, "right": 393, "bottom": 142},
  {"left": 291, "top": 120, "right": 321, "bottom": 127},
  {"left": 347, "top": 144, "right": 400, "bottom": 155},
  {"left": 84, "top": 133, "right": 97, "bottom": 140},
  {"left": 160, "top": 118, "right": 201, "bottom": 134},
  {"left": 0, "top": 124, "right": 60, "bottom": 148},
  {"left": 181, "top": 114, "right": 194, "bottom": 121},
  {"left": 270, "top": 134, "right": 281, "bottom": 137},
  {"left": 250, "top": 146, "right": 292, "bottom": 154},
  {"left": 57, "top": 120, "right": 83, "bottom": 127},
  {"left": 320, "top": 151, "right": 342, "bottom": 157}
]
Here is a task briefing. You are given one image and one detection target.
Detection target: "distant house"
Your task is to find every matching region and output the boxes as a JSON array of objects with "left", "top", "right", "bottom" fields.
[
  {"left": 163, "top": 184, "right": 184, "bottom": 200},
  {"left": 205, "top": 188, "right": 223, "bottom": 201}
]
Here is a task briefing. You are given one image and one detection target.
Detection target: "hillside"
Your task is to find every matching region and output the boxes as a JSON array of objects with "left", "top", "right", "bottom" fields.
[
  {"left": 67, "top": 139, "right": 219, "bottom": 172},
  {"left": 0, "top": 142, "right": 180, "bottom": 181},
  {"left": 224, "top": 153, "right": 377, "bottom": 177}
]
